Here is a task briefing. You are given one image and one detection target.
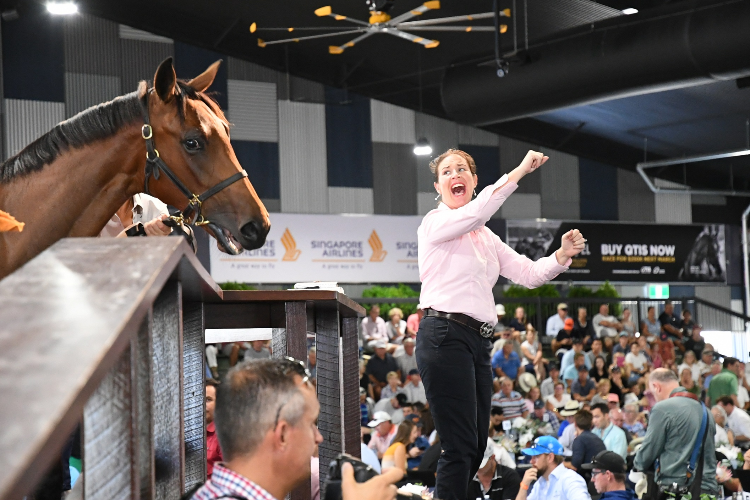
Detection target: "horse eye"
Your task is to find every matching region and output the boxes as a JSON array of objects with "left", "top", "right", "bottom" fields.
[{"left": 183, "top": 138, "right": 202, "bottom": 152}]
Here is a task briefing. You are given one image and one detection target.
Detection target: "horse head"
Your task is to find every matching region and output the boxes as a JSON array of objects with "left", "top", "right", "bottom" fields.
[{"left": 145, "top": 58, "right": 270, "bottom": 254}]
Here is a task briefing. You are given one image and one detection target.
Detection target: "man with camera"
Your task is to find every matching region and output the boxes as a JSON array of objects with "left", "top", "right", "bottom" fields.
[{"left": 191, "top": 358, "right": 403, "bottom": 500}]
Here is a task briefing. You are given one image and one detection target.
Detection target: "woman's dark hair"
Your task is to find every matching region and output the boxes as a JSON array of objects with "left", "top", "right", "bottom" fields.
[
  {"left": 393, "top": 420, "right": 416, "bottom": 445},
  {"left": 420, "top": 407, "right": 435, "bottom": 436}
]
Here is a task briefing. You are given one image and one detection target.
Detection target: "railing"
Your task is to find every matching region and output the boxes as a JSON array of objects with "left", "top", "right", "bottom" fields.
[{"left": 0, "top": 237, "right": 364, "bottom": 500}]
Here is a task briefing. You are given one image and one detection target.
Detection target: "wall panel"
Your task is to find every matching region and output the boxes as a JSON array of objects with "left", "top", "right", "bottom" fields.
[
  {"left": 227, "top": 80, "right": 278, "bottom": 142},
  {"left": 498, "top": 193, "right": 542, "bottom": 220},
  {"left": 370, "top": 100, "right": 415, "bottom": 144},
  {"left": 541, "top": 149, "right": 580, "bottom": 220},
  {"left": 64, "top": 15, "right": 120, "bottom": 76},
  {"left": 286, "top": 76, "right": 325, "bottom": 103},
  {"left": 120, "top": 39, "right": 174, "bottom": 94},
  {"left": 119, "top": 25, "right": 173, "bottom": 43},
  {"left": 328, "top": 187, "right": 374, "bottom": 214},
  {"left": 415, "top": 113, "right": 459, "bottom": 192},
  {"left": 5, "top": 99, "right": 66, "bottom": 158},
  {"left": 499, "top": 136, "right": 540, "bottom": 194},
  {"left": 278, "top": 101, "right": 328, "bottom": 213},
  {"left": 617, "top": 168, "right": 656, "bottom": 222},
  {"left": 417, "top": 192, "right": 438, "bottom": 216},
  {"left": 227, "top": 56, "right": 282, "bottom": 86},
  {"left": 372, "top": 142, "right": 417, "bottom": 215},
  {"left": 459, "top": 144, "right": 500, "bottom": 192},
  {"left": 174, "top": 42, "right": 228, "bottom": 109},
  {"left": 325, "top": 87, "right": 372, "bottom": 188},
  {"left": 695, "top": 286, "right": 731, "bottom": 309},
  {"left": 231, "top": 140, "right": 280, "bottom": 200},
  {"left": 579, "top": 158, "right": 618, "bottom": 221},
  {"left": 654, "top": 178, "right": 691, "bottom": 224},
  {"left": 65, "top": 73, "right": 121, "bottom": 117},
  {"left": 458, "top": 125, "right": 499, "bottom": 146}
]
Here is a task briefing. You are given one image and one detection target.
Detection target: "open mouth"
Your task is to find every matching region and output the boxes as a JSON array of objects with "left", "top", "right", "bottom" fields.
[
  {"left": 451, "top": 183, "right": 466, "bottom": 196},
  {"left": 206, "top": 222, "right": 244, "bottom": 255}
]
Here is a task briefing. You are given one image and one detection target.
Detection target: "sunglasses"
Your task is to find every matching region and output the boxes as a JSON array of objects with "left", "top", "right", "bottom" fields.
[
  {"left": 591, "top": 469, "right": 609, "bottom": 478},
  {"left": 273, "top": 357, "right": 312, "bottom": 428}
]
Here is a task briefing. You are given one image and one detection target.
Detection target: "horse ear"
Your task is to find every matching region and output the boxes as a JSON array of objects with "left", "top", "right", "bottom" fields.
[
  {"left": 188, "top": 60, "right": 222, "bottom": 93},
  {"left": 154, "top": 57, "right": 177, "bottom": 103}
]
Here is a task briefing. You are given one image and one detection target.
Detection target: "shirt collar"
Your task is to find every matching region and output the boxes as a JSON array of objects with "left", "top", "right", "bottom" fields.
[
  {"left": 210, "top": 464, "right": 278, "bottom": 500},
  {"left": 207, "top": 422, "right": 216, "bottom": 433}
]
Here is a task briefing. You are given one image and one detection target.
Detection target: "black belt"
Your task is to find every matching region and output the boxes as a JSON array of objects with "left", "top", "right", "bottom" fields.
[{"left": 424, "top": 308, "right": 494, "bottom": 339}]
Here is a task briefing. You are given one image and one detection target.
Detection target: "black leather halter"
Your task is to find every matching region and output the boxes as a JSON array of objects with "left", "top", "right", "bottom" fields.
[{"left": 139, "top": 89, "right": 247, "bottom": 226}]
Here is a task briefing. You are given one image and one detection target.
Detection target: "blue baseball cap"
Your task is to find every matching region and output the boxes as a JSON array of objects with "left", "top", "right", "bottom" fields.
[{"left": 521, "top": 436, "right": 565, "bottom": 457}]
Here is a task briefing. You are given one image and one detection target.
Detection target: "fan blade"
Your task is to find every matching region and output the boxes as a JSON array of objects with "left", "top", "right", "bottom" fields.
[
  {"left": 385, "top": 28, "right": 439, "bottom": 48},
  {"left": 388, "top": 1, "right": 440, "bottom": 25},
  {"left": 399, "top": 25, "right": 507, "bottom": 32},
  {"left": 398, "top": 10, "right": 509, "bottom": 27},
  {"left": 328, "top": 31, "right": 376, "bottom": 54},
  {"left": 253, "top": 26, "right": 364, "bottom": 32},
  {"left": 258, "top": 29, "right": 367, "bottom": 47},
  {"left": 315, "top": 5, "right": 371, "bottom": 27}
]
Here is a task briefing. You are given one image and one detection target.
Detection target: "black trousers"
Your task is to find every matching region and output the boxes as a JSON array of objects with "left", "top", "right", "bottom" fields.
[{"left": 416, "top": 316, "right": 493, "bottom": 500}]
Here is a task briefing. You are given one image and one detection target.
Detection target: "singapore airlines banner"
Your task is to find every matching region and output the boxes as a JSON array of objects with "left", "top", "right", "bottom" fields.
[
  {"left": 506, "top": 220, "right": 726, "bottom": 283},
  {"left": 210, "top": 214, "right": 422, "bottom": 283}
]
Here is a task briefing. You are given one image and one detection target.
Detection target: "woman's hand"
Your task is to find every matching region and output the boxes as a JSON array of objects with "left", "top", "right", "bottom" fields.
[
  {"left": 519, "top": 150, "right": 549, "bottom": 174},
  {"left": 555, "top": 229, "right": 586, "bottom": 264}
]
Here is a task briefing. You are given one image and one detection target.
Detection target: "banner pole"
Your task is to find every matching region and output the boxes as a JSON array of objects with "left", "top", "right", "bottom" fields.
[{"left": 742, "top": 204, "right": 750, "bottom": 321}]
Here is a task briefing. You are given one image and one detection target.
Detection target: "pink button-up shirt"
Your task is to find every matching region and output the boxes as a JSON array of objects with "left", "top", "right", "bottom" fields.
[{"left": 418, "top": 174, "right": 570, "bottom": 325}]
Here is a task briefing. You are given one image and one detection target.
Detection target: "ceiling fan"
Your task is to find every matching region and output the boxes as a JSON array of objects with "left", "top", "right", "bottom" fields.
[{"left": 251, "top": 0, "right": 511, "bottom": 54}]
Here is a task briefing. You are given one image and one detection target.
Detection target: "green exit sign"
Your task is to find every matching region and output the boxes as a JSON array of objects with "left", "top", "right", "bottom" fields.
[{"left": 647, "top": 284, "right": 670, "bottom": 299}]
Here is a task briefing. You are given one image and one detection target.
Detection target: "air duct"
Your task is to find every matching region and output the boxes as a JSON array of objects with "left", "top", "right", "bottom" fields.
[{"left": 441, "top": 0, "right": 750, "bottom": 126}]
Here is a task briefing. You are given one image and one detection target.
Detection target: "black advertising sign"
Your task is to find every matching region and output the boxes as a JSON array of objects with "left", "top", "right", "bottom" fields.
[{"left": 506, "top": 221, "right": 726, "bottom": 283}]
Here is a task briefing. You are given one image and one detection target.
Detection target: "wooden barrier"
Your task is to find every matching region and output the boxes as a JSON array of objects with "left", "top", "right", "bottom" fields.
[{"left": 0, "top": 237, "right": 363, "bottom": 500}]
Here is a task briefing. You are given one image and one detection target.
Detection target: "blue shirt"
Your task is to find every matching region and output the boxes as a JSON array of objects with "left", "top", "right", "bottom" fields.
[
  {"left": 492, "top": 350, "right": 522, "bottom": 380},
  {"left": 593, "top": 423, "right": 628, "bottom": 459},
  {"left": 527, "top": 462, "right": 591, "bottom": 500},
  {"left": 560, "top": 349, "right": 592, "bottom": 376}
]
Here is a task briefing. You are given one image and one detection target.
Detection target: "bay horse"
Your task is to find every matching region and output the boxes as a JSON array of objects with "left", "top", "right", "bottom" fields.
[{"left": 0, "top": 58, "right": 270, "bottom": 280}]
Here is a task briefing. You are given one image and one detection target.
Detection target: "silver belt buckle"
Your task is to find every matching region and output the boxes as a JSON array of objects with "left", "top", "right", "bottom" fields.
[{"left": 479, "top": 323, "right": 494, "bottom": 339}]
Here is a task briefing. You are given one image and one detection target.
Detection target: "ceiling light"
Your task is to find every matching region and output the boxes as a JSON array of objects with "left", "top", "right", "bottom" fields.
[
  {"left": 413, "top": 137, "right": 432, "bottom": 156},
  {"left": 621, "top": 8, "right": 638, "bottom": 15},
  {"left": 46, "top": 1, "right": 78, "bottom": 15}
]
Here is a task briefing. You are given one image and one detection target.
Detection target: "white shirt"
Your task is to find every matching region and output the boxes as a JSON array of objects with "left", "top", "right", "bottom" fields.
[
  {"left": 373, "top": 398, "right": 404, "bottom": 425},
  {"left": 592, "top": 313, "right": 618, "bottom": 338},
  {"left": 677, "top": 362, "right": 702, "bottom": 382},
  {"left": 559, "top": 422, "right": 577, "bottom": 450},
  {"left": 546, "top": 314, "right": 566, "bottom": 337},
  {"left": 527, "top": 462, "right": 591, "bottom": 500},
  {"left": 99, "top": 193, "right": 170, "bottom": 237},
  {"left": 626, "top": 352, "right": 648, "bottom": 372},
  {"left": 728, "top": 408, "right": 750, "bottom": 440},
  {"left": 739, "top": 386, "right": 750, "bottom": 410},
  {"left": 545, "top": 393, "right": 571, "bottom": 410},
  {"left": 715, "top": 424, "right": 730, "bottom": 448},
  {"left": 403, "top": 380, "right": 427, "bottom": 404},
  {"left": 521, "top": 340, "right": 539, "bottom": 365}
]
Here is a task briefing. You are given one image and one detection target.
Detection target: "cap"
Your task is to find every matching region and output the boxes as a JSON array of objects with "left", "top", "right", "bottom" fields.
[
  {"left": 581, "top": 450, "right": 627, "bottom": 473},
  {"left": 607, "top": 393, "right": 620, "bottom": 403},
  {"left": 374, "top": 340, "right": 387, "bottom": 349},
  {"left": 403, "top": 337, "right": 416, "bottom": 344},
  {"left": 367, "top": 411, "right": 392, "bottom": 427},
  {"left": 496, "top": 304, "right": 506, "bottom": 316},
  {"left": 395, "top": 393, "right": 409, "bottom": 406},
  {"left": 534, "top": 399, "right": 545, "bottom": 410},
  {"left": 623, "top": 393, "right": 639, "bottom": 406},
  {"left": 359, "top": 387, "right": 366, "bottom": 396},
  {"left": 619, "top": 332, "right": 629, "bottom": 338},
  {"left": 480, "top": 438, "right": 495, "bottom": 469},
  {"left": 518, "top": 372, "right": 538, "bottom": 393},
  {"left": 521, "top": 436, "right": 565, "bottom": 457},
  {"left": 564, "top": 318, "right": 574, "bottom": 329},
  {"left": 559, "top": 400, "right": 582, "bottom": 416},
  {"left": 405, "top": 413, "right": 423, "bottom": 427},
  {"left": 408, "top": 368, "right": 420, "bottom": 376},
  {"left": 578, "top": 365, "right": 589, "bottom": 372},
  {"left": 558, "top": 303, "right": 568, "bottom": 311}
]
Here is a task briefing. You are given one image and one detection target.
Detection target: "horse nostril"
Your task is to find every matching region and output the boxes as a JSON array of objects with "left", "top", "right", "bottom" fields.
[{"left": 240, "top": 220, "right": 262, "bottom": 243}]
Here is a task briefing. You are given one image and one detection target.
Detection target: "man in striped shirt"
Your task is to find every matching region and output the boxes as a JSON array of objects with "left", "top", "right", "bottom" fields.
[{"left": 492, "top": 377, "right": 528, "bottom": 420}]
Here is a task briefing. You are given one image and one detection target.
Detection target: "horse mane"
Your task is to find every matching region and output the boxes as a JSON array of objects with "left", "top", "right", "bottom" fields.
[{"left": 0, "top": 80, "right": 227, "bottom": 183}]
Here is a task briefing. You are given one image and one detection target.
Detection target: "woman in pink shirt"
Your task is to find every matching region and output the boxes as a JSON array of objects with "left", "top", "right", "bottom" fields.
[{"left": 415, "top": 148, "right": 585, "bottom": 500}]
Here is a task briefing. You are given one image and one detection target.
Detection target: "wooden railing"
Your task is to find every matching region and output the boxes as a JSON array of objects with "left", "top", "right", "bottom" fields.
[{"left": 0, "top": 237, "right": 363, "bottom": 500}]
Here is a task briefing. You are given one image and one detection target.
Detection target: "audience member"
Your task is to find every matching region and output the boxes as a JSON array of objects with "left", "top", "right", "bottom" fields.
[
  {"left": 530, "top": 399, "right": 560, "bottom": 436},
  {"left": 523, "top": 384, "right": 542, "bottom": 414},
  {"left": 362, "top": 305, "right": 389, "bottom": 349},
  {"left": 684, "top": 324, "right": 706, "bottom": 359},
  {"left": 591, "top": 403, "right": 627, "bottom": 458},
  {"left": 608, "top": 408, "right": 624, "bottom": 432},
  {"left": 640, "top": 306, "right": 660, "bottom": 342},
  {"left": 405, "top": 308, "right": 423, "bottom": 335},
  {"left": 381, "top": 420, "right": 419, "bottom": 473},
  {"left": 469, "top": 438, "right": 521, "bottom": 500},
  {"left": 552, "top": 318, "right": 574, "bottom": 355},
  {"left": 521, "top": 327, "right": 546, "bottom": 380},
  {"left": 244, "top": 340, "right": 271, "bottom": 361},
  {"left": 381, "top": 371, "right": 405, "bottom": 400},
  {"left": 360, "top": 359, "right": 374, "bottom": 399},
  {"left": 360, "top": 387, "right": 374, "bottom": 426},
  {"left": 205, "top": 344, "right": 220, "bottom": 383},
  {"left": 608, "top": 366, "right": 629, "bottom": 403},
  {"left": 607, "top": 394, "right": 620, "bottom": 414},
  {"left": 492, "top": 377, "right": 528, "bottom": 420},
  {"left": 205, "top": 381, "right": 222, "bottom": 478},
  {"left": 563, "top": 351, "right": 588, "bottom": 388},
  {"left": 717, "top": 396, "right": 750, "bottom": 446},
  {"left": 509, "top": 306, "right": 527, "bottom": 333},
  {"left": 366, "top": 341, "right": 400, "bottom": 400},
  {"left": 307, "top": 347, "right": 317, "bottom": 380},
  {"left": 711, "top": 405, "right": 733, "bottom": 448},
  {"left": 708, "top": 357, "right": 740, "bottom": 406},
  {"left": 573, "top": 307, "right": 596, "bottom": 345},
  {"left": 679, "top": 309, "right": 696, "bottom": 338},
  {"left": 572, "top": 366, "right": 596, "bottom": 403},
  {"left": 679, "top": 368, "right": 700, "bottom": 396},
  {"left": 620, "top": 308, "right": 636, "bottom": 337},
  {"left": 658, "top": 301, "right": 684, "bottom": 352},
  {"left": 394, "top": 338, "right": 417, "bottom": 381},
  {"left": 403, "top": 369, "right": 427, "bottom": 405},
  {"left": 561, "top": 340, "right": 591, "bottom": 380},
  {"left": 585, "top": 339, "right": 607, "bottom": 369},
  {"left": 545, "top": 381, "right": 571, "bottom": 412},
  {"left": 625, "top": 341, "right": 649, "bottom": 384},
  {"left": 373, "top": 393, "right": 407, "bottom": 425},
  {"left": 704, "top": 360, "right": 722, "bottom": 390},
  {"left": 738, "top": 362, "right": 750, "bottom": 411},
  {"left": 489, "top": 407, "right": 505, "bottom": 439},
  {"left": 519, "top": 436, "right": 591, "bottom": 500},
  {"left": 569, "top": 410, "right": 607, "bottom": 474},
  {"left": 589, "top": 355, "right": 609, "bottom": 383},
  {"left": 491, "top": 328, "right": 523, "bottom": 359},
  {"left": 611, "top": 334, "right": 630, "bottom": 358},
  {"left": 540, "top": 363, "right": 561, "bottom": 399},
  {"left": 592, "top": 304, "right": 622, "bottom": 350},
  {"left": 591, "top": 379, "right": 612, "bottom": 406},
  {"left": 546, "top": 303, "right": 569, "bottom": 337},
  {"left": 367, "top": 411, "right": 398, "bottom": 459},
  {"left": 493, "top": 340, "right": 524, "bottom": 381},
  {"left": 696, "top": 348, "right": 714, "bottom": 377},
  {"left": 581, "top": 451, "right": 635, "bottom": 500},
  {"left": 676, "top": 350, "right": 700, "bottom": 383},
  {"left": 494, "top": 304, "right": 508, "bottom": 336},
  {"left": 558, "top": 401, "right": 582, "bottom": 450},
  {"left": 386, "top": 308, "right": 407, "bottom": 344}
]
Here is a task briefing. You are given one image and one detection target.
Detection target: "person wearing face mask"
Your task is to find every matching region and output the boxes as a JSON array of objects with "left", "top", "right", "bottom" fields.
[{"left": 416, "top": 149, "right": 586, "bottom": 500}]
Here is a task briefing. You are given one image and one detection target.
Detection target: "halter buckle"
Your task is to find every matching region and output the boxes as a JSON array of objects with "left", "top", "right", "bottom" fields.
[
  {"left": 194, "top": 215, "right": 210, "bottom": 226},
  {"left": 142, "top": 124, "right": 153, "bottom": 140},
  {"left": 146, "top": 149, "right": 160, "bottom": 160}
]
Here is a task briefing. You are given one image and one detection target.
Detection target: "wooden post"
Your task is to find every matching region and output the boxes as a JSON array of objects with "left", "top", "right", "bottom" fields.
[
  {"left": 183, "top": 302, "right": 206, "bottom": 491},
  {"left": 135, "top": 312, "right": 155, "bottom": 500},
  {"left": 341, "top": 317, "right": 361, "bottom": 458},
  {"left": 316, "top": 307, "right": 341, "bottom": 499}
]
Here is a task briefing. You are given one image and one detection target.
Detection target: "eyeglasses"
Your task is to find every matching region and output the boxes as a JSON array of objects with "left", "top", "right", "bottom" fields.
[
  {"left": 273, "top": 357, "right": 312, "bottom": 428},
  {"left": 591, "top": 469, "right": 608, "bottom": 478}
]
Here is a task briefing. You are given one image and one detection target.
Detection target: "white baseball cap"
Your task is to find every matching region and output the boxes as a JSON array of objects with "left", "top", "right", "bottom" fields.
[
  {"left": 367, "top": 411, "right": 392, "bottom": 428},
  {"left": 479, "top": 438, "right": 495, "bottom": 469}
]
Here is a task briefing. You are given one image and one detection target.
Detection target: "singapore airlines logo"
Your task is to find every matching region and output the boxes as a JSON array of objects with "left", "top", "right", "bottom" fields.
[
  {"left": 281, "top": 228, "right": 301, "bottom": 261},
  {"left": 368, "top": 230, "right": 387, "bottom": 262}
]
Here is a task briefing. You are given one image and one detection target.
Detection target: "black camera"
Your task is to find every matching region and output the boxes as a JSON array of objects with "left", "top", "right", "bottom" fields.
[{"left": 325, "top": 454, "right": 379, "bottom": 500}]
